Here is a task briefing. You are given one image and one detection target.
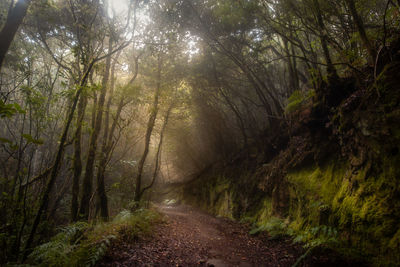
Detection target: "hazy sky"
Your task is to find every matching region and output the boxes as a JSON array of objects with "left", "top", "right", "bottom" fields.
[{"left": 110, "top": 0, "right": 129, "bottom": 16}]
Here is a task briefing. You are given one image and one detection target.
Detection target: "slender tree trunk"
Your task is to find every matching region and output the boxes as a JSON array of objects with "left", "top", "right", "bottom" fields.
[
  {"left": 71, "top": 95, "right": 87, "bottom": 222},
  {"left": 24, "top": 62, "right": 95, "bottom": 258},
  {"left": 94, "top": 52, "right": 120, "bottom": 220},
  {"left": 209, "top": 53, "right": 248, "bottom": 147},
  {"left": 283, "top": 38, "right": 297, "bottom": 95},
  {"left": 95, "top": 149, "right": 109, "bottom": 219},
  {"left": 49, "top": 175, "right": 71, "bottom": 220},
  {"left": 313, "top": 0, "right": 338, "bottom": 82},
  {"left": 0, "top": 0, "right": 31, "bottom": 72},
  {"left": 187, "top": 2, "right": 282, "bottom": 118},
  {"left": 289, "top": 28, "right": 300, "bottom": 91},
  {"left": 140, "top": 103, "right": 173, "bottom": 197},
  {"left": 79, "top": 42, "right": 112, "bottom": 220},
  {"left": 95, "top": 54, "right": 140, "bottom": 213},
  {"left": 220, "top": 89, "right": 248, "bottom": 148},
  {"left": 346, "top": 0, "right": 376, "bottom": 63},
  {"left": 10, "top": 113, "right": 27, "bottom": 260},
  {"left": 134, "top": 54, "right": 162, "bottom": 203},
  {"left": 91, "top": 92, "right": 97, "bottom": 129}
]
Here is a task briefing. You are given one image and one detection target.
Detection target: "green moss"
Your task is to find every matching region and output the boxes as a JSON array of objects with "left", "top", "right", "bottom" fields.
[
  {"left": 214, "top": 190, "right": 234, "bottom": 219},
  {"left": 285, "top": 156, "right": 400, "bottom": 265},
  {"left": 288, "top": 162, "right": 346, "bottom": 204},
  {"left": 182, "top": 150, "right": 400, "bottom": 266},
  {"left": 252, "top": 198, "right": 273, "bottom": 225},
  {"left": 183, "top": 174, "right": 235, "bottom": 218}
]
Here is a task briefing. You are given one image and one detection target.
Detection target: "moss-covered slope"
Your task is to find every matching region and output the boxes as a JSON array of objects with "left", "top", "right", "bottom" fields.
[{"left": 181, "top": 60, "right": 400, "bottom": 265}]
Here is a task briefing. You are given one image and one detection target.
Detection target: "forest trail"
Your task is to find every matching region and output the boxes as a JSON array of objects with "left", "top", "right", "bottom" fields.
[{"left": 98, "top": 204, "right": 354, "bottom": 267}]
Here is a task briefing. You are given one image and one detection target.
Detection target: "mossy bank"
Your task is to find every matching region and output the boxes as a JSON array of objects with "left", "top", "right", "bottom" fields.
[{"left": 181, "top": 61, "right": 400, "bottom": 266}]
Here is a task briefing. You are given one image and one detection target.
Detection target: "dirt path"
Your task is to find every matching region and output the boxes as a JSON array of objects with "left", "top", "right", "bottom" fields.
[{"left": 98, "top": 204, "right": 355, "bottom": 266}]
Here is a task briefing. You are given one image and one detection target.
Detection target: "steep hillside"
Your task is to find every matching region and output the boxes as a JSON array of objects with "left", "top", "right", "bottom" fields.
[{"left": 181, "top": 48, "right": 400, "bottom": 265}]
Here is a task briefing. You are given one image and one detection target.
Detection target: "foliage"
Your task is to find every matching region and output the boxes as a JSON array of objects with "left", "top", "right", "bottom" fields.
[
  {"left": 0, "top": 100, "right": 25, "bottom": 118},
  {"left": 28, "top": 209, "right": 161, "bottom": 266},
  {"left": 28, "top": 222, "right": 90, "bottom": 266},
  {"left": 249, "top": 217, "right": 288, "bottom": 239},
  {"left": 291, "top": 225, "right": 339, "bottom": 248},
  {"left": 0, "top": 0, "right": 399, "bottom": 265},
  {"left": 22, "top": 134, "right": 44, "bottom": 145},
  {"left": 285, "top": 90, "right": 314, "bottom": 114},
  {"left": 181, "top": 139, "right": 400, "bottom": 265}
]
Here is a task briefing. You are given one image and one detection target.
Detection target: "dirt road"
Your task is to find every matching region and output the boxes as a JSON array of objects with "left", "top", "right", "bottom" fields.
[{"left": 98, "top": 204, "right": 356, "bottom": 266}]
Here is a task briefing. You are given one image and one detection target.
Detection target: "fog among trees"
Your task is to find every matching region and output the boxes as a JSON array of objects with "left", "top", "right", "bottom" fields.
[{"left": 1, "top": 0, "right": 399, "bottom": 265}]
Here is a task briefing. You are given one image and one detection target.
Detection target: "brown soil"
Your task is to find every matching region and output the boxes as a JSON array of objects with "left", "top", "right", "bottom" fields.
[{"left": 97, "top": 204, "right": 361, "bottom": 267}]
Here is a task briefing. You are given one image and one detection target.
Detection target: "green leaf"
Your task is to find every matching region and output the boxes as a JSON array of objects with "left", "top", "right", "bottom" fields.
[
  {"left": 22, "top": 134, "right": 44, "bottom": 145},
  {"left": 0, "top": 137, "right": 12, "bottom": 144},
  {"left": 0, "top": 100, "right": 25, "bottom": 118}
]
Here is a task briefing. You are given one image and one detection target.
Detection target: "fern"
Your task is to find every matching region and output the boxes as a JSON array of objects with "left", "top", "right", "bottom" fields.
[
  {"left": 113, "top": 209, "right": 133, "bottom": 223},
  {"left": 28, "top": 222, "right": 89, "bottom": 266},
  {"left": 60, "top": 222, "right": 89, "bottom": 244},
  {"left": 28, "top": 209, "right": 161, "bottom": 267},
  {"left": 291, "top": 226, "right": 339, "bottom": 267},
  {"left": 285, "top": 89, "right": 314, "bottom": 113},
  {"left": 292, "top": 225, "right": 339, "bottom": 249},
  {"left": 250, "top": 217, "right": 288, "bottom": 239},
  {"left": 84, "top": 235, "right": 116, "bottom": 267},
  {"left": 28, "top": 239, "right": 72, "bottom": 266}
]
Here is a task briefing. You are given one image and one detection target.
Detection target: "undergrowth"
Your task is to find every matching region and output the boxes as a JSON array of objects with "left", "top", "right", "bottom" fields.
[
  {"left": 249, "top": 216, "right": 338, "bottom": 248},
  {"left": 285, "top": 90, "right": 314, "bottom": 113},
  {"left": 26, "top": 208, "right": 161, "bottom": 267},
  {"left": 249, "top": 217, "right": 288, "bottom": 239}
]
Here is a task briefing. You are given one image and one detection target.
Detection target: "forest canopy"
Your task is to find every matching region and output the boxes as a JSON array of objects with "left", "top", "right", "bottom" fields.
[{"left": 0, "top": 0, "right": 400, "bottom": 265}]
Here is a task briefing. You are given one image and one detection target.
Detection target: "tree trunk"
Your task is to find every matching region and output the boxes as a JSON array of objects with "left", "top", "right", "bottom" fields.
[
  {"left": 283, "top": 38, "right": 297, "bottom": 95},
  {"left": 209, "top": 53, "right": 248, "bottom": 148},
  {"left": 23, "top": 62, "right": 95, "bottom": 258},
  {"left": 140, "top": 102, "right": 173, "bottom": 198},
  {"left": 71, "top": 95, "right": 87, "bottom": 222},
  {"left": 79, "top": 41, "right": 113, "bottom": 220},
  {"left": 313, "top": 0, "right": 338, "bottom": 82},
  {"left": 187, "top": 2, "right": 283, "bottom": 118},
  {"left": 289, "top": 28, "right": 300, "bottom": 92},
  {"left": 346, "top": 0, "right": 376, "bottom": 63},
  {"left": 94, "top": 52, "right": 119, "bottom": 220},
  {"left": 134, "top": 54, "right": 162, "bottom": 203},
  {"left": 95, "top": 49, "right": 141, "bottom": 219},
  {"left": 0, "top": 0, "right": 31, "bottom": 72}
]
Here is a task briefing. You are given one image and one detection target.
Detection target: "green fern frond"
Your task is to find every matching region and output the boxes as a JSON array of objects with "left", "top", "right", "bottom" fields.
[
  {"left": 28, "top": 209, "right": 160, "bottom": 267},
  {"left": 85, "top": 235, "right": 116, "bottom": 267}
]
